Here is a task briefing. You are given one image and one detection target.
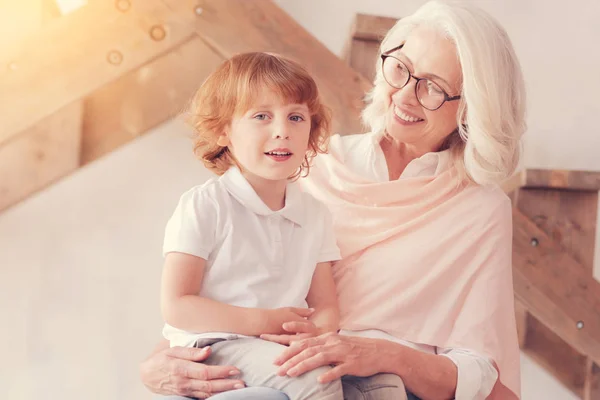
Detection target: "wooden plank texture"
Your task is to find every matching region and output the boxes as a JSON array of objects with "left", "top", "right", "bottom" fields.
[
  {"left": 165, "top": 0, "right": 371, "bottom": 136},
  {"left": 584, "top": 358, "right": 600, "bottom": 400},
  {"left": 0, "top": 0, "right": 196, "bottom": 146},
  {"left": 524, "top": 169, "right": 600, "bottom": 191},
  {"left": 0, "top": 102, "right": 82, "bottom": 212},
  {"left": 0, "top": 1, "right": 44, "bottom": 49},
  {"left": 351, "top": 14, "right": 398, "bottom": 42},
  {"left": 512, "top": 208, "right": 600, "bottom": 365},
  {"left": 514, "top": 300, "right": 528, "bottom": 348},
  {"left": 345, "top": 39, "right": 380, "bottom": 83},
  {"left": 341, "top": 14, "right": 399, "bottom": 82},
  {"left": 81, "top": 36, "right": 223, "bottom": 164},
  {"left": 0, "top": 0, "right": 83, "bottom": 213},
  {"left": 517, "top": 188, "right": 599, "bottom": 398},
  {"left": 523, "top": 314, "right": 586, "bottom": 397},
  {"left": 518, "top": 189, "right": 598, "bottom": 272}
]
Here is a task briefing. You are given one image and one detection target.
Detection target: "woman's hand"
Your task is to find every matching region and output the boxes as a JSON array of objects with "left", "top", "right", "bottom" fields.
[
  {"left": 260, "top": 319, "right": 319, "bottom": 345},
  {"left": 140, "top": 345, "right": 245, "bottom": 399},
  {"left": 274, "top": 333, "right": 389, "bottom": 383}
]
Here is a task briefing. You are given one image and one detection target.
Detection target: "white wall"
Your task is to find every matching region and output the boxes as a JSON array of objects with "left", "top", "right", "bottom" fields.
[
  {"left": 1, "top": 1, "right": 598, "bottom": 399},
  {"left": 0, "top": 121, "right": 211, "bottom": 399}
]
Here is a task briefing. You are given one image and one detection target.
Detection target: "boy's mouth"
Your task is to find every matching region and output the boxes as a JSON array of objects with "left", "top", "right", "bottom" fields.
[{"left": 265, "top": 148, "right": 293, "bottom": 162}]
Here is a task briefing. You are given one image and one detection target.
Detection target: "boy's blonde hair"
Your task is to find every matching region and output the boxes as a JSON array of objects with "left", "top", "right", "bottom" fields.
[{"left": 186, "top": 52, "right": 331, "bottom": 178}]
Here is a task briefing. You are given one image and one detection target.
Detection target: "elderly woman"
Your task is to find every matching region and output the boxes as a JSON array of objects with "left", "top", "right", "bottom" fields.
[{"left": 140, "top": 1, "right": 526, "bottom": 399}]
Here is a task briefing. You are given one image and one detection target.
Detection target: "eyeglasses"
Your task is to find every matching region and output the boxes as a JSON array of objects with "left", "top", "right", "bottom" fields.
[{"left": 380, "top": 45, "right": 461, "bottom": 111}]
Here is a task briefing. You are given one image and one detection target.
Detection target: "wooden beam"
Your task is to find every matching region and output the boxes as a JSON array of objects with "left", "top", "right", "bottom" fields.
[
  {"left": 343, "top": 39, "right": 380, "bottom": 83},
  {"left": 0, "top": 102, "right": 82, "bottom": 212},
  {"left": 341, "top": 14, "right": 399, "bottom": 85},
  {"left": 524, "top": 169, "right": 600, "bottom": 192},
  {"left": 165, "top": 0, "right": 371, "bottom": 136},
  {"left": 584, "top": 358, "right": 600, "bottom": 400},
  {"left": 518, "top": 189, "right": 598, "bottom": 272},
  {"left": 522, "top": 314, "right": 586, "bottom": 398},
  {"left": 516, "top": 188, "right": 599, "bottom": 398},
  {"left": 514, "top": 300, "right": 528, "bottom": 348},
  {"left": 0, "top": 0, "right": 197, "bottom": 146},
  {"left": 81, "top": 36, "right": 224, "bottom": 164},
  {"left": 0, "top": 1, "right": 44, "bottom": 48},
  {"left": 0, "top": 1, "right": 83, "bottom": 213},
  {"left": 512, "top": 208, "right": 600, "bottom": 365},
  {"left": 350, "top": 13, "right": 398, "bottom": 42}
]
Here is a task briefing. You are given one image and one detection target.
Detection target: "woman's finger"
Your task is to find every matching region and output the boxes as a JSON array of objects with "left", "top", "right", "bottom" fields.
[
  {"left": 276, "top": 344, "right": 329, "bottom": 375},
  {"left": 189, "top": 378, "right": 246, "bottom": 396},
  {"left": 167, "top": 345, "right": 212, "bottom": 362},
  {"left": 282, "top": 320, "right": 317, "bottom": 334},
  {"left": 285, "top": 349, "right": 332, "bottom": 377},
  {"left": 184, "top": 361, "right": 242, "bottom": 381},
  {"left": 289, "top": 333, "right": 314, "bottom": 342},
  {"left": 273, "top": 336, "right": 322, "bottom": 366},
  {"left": 260, "top": 333, "right": 294, "bottom": 345},
  {"left": 318, "top": 363, "right": 349, "bottom": 383}
]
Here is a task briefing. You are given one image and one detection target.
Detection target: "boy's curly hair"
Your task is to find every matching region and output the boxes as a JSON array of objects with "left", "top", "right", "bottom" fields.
[{"left": 185, "top": 52, "right": 331, "bottom": 179}]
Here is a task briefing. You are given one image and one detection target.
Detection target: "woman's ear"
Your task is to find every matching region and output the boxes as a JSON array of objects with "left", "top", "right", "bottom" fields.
[{"left": 216, "top": 135, "right": 229, "bottom": 147}]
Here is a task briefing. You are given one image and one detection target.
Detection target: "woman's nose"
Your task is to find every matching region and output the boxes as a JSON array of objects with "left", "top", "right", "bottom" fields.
[{"left": 391, "top": 78, "right": 419, "bottom": 107}]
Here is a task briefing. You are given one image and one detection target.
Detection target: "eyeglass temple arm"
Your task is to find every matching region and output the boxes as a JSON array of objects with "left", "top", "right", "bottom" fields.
[{"left": 382, "top": 44, "right": 404, "bottom": 55}]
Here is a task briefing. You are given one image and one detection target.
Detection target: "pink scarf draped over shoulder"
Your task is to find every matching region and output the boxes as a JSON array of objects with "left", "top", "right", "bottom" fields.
[{"left": 300, "top": 135, "right": 520, "bottom": 399}]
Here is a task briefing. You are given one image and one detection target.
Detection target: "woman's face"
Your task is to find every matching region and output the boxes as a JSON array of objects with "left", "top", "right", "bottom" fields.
[{"left": 383, "top": 26, "right": 462, "bottom": 153}]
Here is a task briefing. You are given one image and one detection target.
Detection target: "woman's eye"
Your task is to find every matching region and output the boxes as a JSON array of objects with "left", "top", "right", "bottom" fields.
[
  {"left": 290, "top": 115, "right": 305, "bottom": 122},
  {"left": 427, "top": 81, "right": 444, "bottom": 95}
]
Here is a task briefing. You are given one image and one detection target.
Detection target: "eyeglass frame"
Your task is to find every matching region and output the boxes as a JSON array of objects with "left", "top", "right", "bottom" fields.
[{"left": 380, "top": 44, "right": 461, "bottom": 111}]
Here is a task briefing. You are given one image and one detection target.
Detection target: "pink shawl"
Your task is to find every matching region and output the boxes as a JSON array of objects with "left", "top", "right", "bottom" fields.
[{"left": 300, "top": 135, "right": 520, "bottom": 399}]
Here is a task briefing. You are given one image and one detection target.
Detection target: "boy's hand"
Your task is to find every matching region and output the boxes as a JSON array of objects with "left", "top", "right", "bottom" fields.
[
  {"left": 262, "top": 307, "right": 315, "bottom": 335},
  {"left": 260, "top": 318, "right": 319, "bottom": 345}
]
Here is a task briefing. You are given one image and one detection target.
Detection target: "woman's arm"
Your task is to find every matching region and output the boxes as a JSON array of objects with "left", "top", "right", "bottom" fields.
[
  {"left": 438, "top": 348, "right": 499, "bottom": 400},
  {"left": 305, "top": 261, "right": 339, "bottom": 334},
  {"left": 275, "top": 334, "right": 458, "bottom": 400},
  {"left": 380, "top": 340, "right": 457, "bottom": 400}
]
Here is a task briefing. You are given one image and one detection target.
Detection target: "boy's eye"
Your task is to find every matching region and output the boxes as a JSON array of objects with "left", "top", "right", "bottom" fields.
[
  {"left": 254, "top": 113, "right": 269, "bottom": 120},
  {"left": 290, "top": 115, "right": 305, "bottom": 122}
]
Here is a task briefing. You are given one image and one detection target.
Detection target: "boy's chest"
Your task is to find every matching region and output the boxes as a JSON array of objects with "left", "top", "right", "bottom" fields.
[{"left": 210, "top": 207, "right": 321, "bottom": 273}]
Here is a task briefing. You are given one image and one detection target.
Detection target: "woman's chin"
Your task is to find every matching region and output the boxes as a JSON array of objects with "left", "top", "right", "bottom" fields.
[{"left": 385, "top": 123, "right": 423, "bottom": 143}]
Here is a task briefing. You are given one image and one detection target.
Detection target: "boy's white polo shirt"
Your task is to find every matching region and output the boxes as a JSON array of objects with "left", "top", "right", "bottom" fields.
[{"left": 162, "top": 167, "right": 341, "bottom": 347}]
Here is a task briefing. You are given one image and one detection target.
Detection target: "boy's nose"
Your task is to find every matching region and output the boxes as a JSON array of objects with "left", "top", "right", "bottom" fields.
[{"left": 273, "top": 124, "right": 290, "bottom": 139}]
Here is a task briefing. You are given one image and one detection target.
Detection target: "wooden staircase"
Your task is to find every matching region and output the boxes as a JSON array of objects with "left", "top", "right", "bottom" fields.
[
  {"left": 0, "top": 0, "right": 370, "bottom": 213},
  {"left": 344, "top": 14, "right": 600, "bottom": 399}
]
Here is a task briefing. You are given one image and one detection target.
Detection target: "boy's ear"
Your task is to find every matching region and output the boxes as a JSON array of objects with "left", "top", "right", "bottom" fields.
[{"left": 216, "top": 135, "right": 229, "bottom": 147}]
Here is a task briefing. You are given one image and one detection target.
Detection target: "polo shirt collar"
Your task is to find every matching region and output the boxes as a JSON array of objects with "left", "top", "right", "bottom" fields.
[{"left": 220, "top": 167, "right": 305, "bottom": 226}]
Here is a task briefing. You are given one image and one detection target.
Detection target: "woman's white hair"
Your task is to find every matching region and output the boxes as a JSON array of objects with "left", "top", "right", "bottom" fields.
[{"left": 362, "top": 0, "right": 527, "bottom": 185}]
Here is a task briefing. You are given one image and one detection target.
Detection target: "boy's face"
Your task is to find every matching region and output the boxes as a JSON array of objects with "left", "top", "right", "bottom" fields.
[{"left": 225, "top": 89, "right": 311, "bottom": 183}]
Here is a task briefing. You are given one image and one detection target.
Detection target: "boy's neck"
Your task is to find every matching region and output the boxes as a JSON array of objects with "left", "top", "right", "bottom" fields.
[{"left": 241, "top": 171, "right": 287, "bottom": 211}]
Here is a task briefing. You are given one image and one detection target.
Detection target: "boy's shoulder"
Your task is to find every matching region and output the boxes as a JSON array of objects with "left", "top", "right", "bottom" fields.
[{"left": 176, "top": 177, "right": 228, "bottom": 208}]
